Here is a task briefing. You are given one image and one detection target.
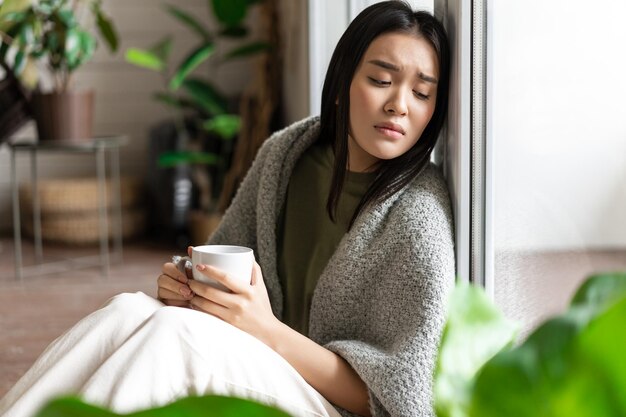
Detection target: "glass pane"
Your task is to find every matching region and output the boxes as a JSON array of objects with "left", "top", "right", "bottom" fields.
[{"left": 489, "top": 0, "right": 626, "bottom": 335}]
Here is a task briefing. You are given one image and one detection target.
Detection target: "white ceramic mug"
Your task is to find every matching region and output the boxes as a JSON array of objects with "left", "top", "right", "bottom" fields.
[{"left": 191, "top": 245, "right": 254, "bottom": 291}]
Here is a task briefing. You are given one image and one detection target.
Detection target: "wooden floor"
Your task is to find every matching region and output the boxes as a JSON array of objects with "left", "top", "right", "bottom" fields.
[{"left": 0, "top": 236, "right": 178, "bottom": 398}]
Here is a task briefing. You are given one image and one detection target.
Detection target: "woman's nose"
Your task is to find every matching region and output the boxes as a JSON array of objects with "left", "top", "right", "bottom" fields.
[{"left": 383, "top": 90, "right": 408, "bottom": 115}]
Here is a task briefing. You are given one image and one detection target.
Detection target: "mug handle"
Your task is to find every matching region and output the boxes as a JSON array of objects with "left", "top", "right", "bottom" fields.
[{"left": 172, "top": 255, "right": 192, "bottom": 275}]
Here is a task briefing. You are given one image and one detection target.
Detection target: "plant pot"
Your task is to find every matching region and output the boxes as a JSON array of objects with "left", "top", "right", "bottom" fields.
[{"left": 31, "top": 90, "right": 94, "bottom": 142}]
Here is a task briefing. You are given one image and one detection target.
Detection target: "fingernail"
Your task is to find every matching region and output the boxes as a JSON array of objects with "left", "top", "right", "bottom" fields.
[
  {"left": 196, "top": 264, "right": 205, "bottom": 271},
  {"left": 180, "top": 286, "right": 191, "bottom": 296}
]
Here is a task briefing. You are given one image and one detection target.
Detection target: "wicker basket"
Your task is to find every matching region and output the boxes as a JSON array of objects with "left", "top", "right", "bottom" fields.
[
  {"left": 19, "top": 177, "right": 143, "bottom": 213},
  {"left": 19, "top": 177, "right": 146, "bottom": 244}
]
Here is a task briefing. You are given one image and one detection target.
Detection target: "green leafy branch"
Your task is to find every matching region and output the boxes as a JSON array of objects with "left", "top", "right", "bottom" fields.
[
  {"left": 0, "top": 0, "right": 118, "bottom": 91},
  {"left": 435, "top": 272, "right": 626, "bottom": 417},
  {"left": 124, "top": 0, "right": 270, "bottom": 168}
]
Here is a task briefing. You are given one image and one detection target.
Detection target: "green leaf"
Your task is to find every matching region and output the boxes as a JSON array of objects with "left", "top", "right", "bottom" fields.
[
  {"left": 153, "top": 92, "right": 182, "bottom": 108},
  {"left": 95, "top": 8, "right": 119, "bottom": 52},
  {"left": 129, "top": 395, "right": 293, "bottom": 417},
  {"left": 36, "top": 394, "right": 293, "bottom": 417},
  {"left": 125, "top": 48, "right": 164, "bottom": 71},
  {"left": 17, "top": 19, "right": 34, "bottom": 46},
  {"left": 210, "top": 0, "right": 249, "bottom": 26},
  {"left": 78, "top": 30, "right": 96, "bottom": 65},
  {"left": 224, "top": 41, "right": 271, "bottom": 60},
  {"left": 150, "top": 36, "right": 173, "bottom": 61},
  {"left": 65, "top": 29, "right": 95, "bottom": 71},
  {"left": 158, "top": 151, "right": 220, "bottom": 167},
  {"left": 469, "top": 273, "right": 626, "bottom": 417},
  {"left": 45, "top": 31, "right": 60, "bottom": 59},
  {"left": 0, "top": 0, "right": 30, "bottom": 17},
  {"left": 202, "top": 114, "right": 241, "bottom": 140},
  {"left": 165, "top": 4, "right": 211, "bottom": 41},
  {"left": 34, "top": 396, "right": 115, "bottom": 417},
  {"left": 434, "top": 282, "right": 518, "bottom": 417},
  {"left": 575, "top": 296, "right": 626, "bottom": 414},
  {"left": 571, "top": 272, "right": 626, "bottom": 311},
  {"left": 219, "top": 25, "right": 248, "bottom": 38},
  {"left": 56, "top": 9, "right": 76, "bottom": 27},
  {"left": 0, "top": 0, "right": 31, "bottom": 32},
  {"left": 182, "top": 78, "right": 228, "bottom": 115},
  {"left": 13, "top": 49, "right": 26, "bottom": 74},
  {"left": 0, "top": 10, "right": 28, "bottom": 24},
  {"left": 153, "top": 92, "right": 197, "bottom": 110},
  {"left": 0, "top": 24, "right": 21, "bottom": 60},
  {"left": 169, "top": 43, "right": 214, "bottom": 91},
  {"left": 33, "top": 0, "right": 60, "bottom": 15},
  {"left": 63, "top": 27, "right": 82, "bottom": 67}
]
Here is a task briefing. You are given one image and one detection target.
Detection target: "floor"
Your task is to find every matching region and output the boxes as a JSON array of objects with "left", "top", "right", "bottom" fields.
[{"left": 0, "top": 236, "right": 177, "bottom": 398}]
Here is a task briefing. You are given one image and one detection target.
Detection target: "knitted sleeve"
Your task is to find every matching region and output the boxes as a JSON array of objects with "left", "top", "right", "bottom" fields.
[{"left": 310, "top": 168, "right": 456, "bottom": 417}]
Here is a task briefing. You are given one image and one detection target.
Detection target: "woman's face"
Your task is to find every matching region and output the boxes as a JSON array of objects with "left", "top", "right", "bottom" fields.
[{"left": 347, "top": 31, "right": 439, "bottom": 172}]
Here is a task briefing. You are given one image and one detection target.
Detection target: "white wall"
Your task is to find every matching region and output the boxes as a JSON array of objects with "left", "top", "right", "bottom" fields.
[
  {"left": 0, "top": 0, "right": 259, "bottom": 232},
  {"left": 489, "top": 0, "right": 626, "bottom": 251}
]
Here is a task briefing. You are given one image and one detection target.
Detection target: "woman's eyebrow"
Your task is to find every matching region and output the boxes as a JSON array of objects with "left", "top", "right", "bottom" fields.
[
  {"left": 368, "top": 59, "right": 400, "bottom": 71},
  {"left": 367, "top": 59, "right": 438, "bottom": 84}
]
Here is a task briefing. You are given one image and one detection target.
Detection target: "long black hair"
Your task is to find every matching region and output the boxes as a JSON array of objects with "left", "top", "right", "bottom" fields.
[{"left": 319, "top": 0, "right": 450, "bottom": 227}]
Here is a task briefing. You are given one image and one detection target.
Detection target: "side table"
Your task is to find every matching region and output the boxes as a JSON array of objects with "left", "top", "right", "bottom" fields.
[{"left": 9, "top": 136, "right": 128, "bottom": 280}]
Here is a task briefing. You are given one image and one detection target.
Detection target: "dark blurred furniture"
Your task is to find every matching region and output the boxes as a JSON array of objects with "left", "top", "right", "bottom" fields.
[{"left": 0, "top": 62, "right": 31, "bottom": 144}]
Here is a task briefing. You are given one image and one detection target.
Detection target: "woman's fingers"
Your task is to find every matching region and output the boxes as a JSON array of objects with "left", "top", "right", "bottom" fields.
[
  {"left": 189, "top": 294, "right": 229, "bottom": 320},
  {"left": 188, "top": 279, "right": 235, "bottom": 308},
  {"left": 194, "top": 264, "right": 249, "bottom": 294},
  {"left": 157, "top": 274, "right": 193, "bottom": 300},
  {"left": 162, "top": 262, "right": 189, "bottom": 284},
  {"left": 157, "top": 288, "right": 191, "bottom": 307}
]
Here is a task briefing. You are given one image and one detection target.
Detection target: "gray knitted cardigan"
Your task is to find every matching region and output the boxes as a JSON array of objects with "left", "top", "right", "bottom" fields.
[{"left": 208, "top": 116, "right": 456, "bottom": 417}]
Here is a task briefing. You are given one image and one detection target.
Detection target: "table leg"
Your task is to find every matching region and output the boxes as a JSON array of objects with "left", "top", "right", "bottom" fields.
[
  {"left": 11, "top": 149, "right": 22, "bottom": 281},
  {"left": 111, "top": 145, "right": 123, "bottom": 263},
  {"left": 31, "top": 148, "right": 43, "bottom": 263},
  {"left": 96, "top": 144, "right": 110, "bottom": 278}
]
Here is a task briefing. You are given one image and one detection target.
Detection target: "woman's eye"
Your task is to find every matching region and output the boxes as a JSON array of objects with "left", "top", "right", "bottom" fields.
[
  {"left": 368, "top": 77, "right": 390, "bottom": 86},
  {"left": 413, "top": 90, "right": 430, "bottom": 100}
]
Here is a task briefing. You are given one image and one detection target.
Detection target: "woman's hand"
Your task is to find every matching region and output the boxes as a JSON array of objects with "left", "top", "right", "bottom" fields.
[
  {"left": 188, "top": 262, "right": 280, "bottom": 345},
  {"left": 157, "top": 251, "right": 194, "bottom": 307}
]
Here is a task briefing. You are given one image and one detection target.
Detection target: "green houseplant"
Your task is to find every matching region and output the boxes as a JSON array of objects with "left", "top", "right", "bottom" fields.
[
  {"left": 0, "top": 0, "right": 118, "bottom": 141},
  {"left": 435, "top": 272, "right": 626, "bottom": 417},
  {"left": 33, "top": 394, "right": 292, "bottom": 417},
  {"left": 124, "top": 0, "right": 269, "bottom": 245}
]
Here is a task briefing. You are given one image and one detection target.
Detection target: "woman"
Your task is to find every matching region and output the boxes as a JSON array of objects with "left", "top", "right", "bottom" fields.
[{"left": 0, "top": 2, "right": 454, "bottom": 417}]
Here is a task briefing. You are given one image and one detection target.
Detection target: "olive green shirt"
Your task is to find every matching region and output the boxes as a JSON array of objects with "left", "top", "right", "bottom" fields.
[{"left": 277, "top": 142, "right": 375, "bottom": 335}]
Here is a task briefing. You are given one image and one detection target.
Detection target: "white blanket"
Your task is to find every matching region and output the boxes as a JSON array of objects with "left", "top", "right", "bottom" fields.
[{"left": 0, "top": 292, "right": 340, "bottom": 417}]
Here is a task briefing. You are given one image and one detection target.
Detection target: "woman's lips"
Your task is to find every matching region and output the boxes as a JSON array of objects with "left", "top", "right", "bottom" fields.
[{"left": 375, "top": 123, "right": 405, "bottom": 139}]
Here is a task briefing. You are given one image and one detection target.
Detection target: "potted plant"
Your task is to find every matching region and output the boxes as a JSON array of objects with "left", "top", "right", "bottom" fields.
[
  {"left": 0, "top": 0, "right": 118, "bottom": 142},
  {"left": 435, "top": 271, "right": 626, "bottom": 417},
  {"left": 124, "top": 0, "right": 269, "bottom": 246}
]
